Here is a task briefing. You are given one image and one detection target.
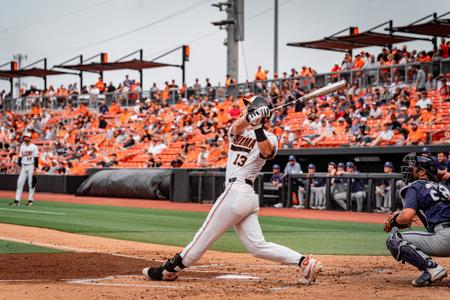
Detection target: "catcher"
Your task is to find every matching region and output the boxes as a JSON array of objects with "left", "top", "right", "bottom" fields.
[{"left": 384, "top": 153, "right": 450, "bottom": 287}]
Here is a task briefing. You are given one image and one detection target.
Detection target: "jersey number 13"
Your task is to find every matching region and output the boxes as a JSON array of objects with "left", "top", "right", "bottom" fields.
[{"left": 233, "top": 154, "right": 247, "bottom": 167}]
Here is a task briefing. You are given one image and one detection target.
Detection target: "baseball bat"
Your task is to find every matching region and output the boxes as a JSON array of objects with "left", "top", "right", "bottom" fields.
[{"left": 270, "top": 79, "right": 347, "bottom": 112}]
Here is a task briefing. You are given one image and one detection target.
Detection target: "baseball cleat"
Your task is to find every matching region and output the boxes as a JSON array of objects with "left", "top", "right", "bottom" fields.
[
  {"left": 142, "top": 267, "right": 178, "bottom": 281},
  {"left": 9, "top": 200, "right": 20, "bottom": 207},
  {"left": 27, "top": 201, "right": 33, "bottom": 207},
  {"left": 299, "top": 255, "right": 322, "bottom": 285},
  {"left": 412, "top": 265, "right": 447, "bottom": 287}
]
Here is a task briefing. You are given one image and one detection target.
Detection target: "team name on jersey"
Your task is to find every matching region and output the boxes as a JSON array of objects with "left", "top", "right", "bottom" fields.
[
  {"left": 230, "top": 135, "right": 256, "bottom": 153},
  {"left": 22, "top": 151, "right": 33, "bottom": 156}
]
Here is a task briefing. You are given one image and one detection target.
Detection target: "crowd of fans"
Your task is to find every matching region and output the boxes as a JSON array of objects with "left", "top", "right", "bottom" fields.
[
  {"left": 269, "top": 149, "right": 450, "bottom": 212},
  {"left": 0, "top": 43, "right": 449, "bottom": 177}
]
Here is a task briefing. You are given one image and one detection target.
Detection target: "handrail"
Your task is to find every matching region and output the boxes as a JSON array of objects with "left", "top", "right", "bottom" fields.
[{"left": 428, "top": 115, "right": 450, "bottom": 144}]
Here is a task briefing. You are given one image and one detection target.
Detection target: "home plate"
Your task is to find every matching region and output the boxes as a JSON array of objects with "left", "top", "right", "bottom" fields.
[{"left": 215, "top": 274, "right": 259, "bottom": 280}]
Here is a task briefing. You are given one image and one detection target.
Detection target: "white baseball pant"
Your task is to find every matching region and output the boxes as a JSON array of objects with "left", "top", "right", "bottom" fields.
[
  {"left": 15, "top": 164, "right": 35, "bottom": 202},
  {"left": 180, "top": 180, "right": 302, "bottom": 267}
]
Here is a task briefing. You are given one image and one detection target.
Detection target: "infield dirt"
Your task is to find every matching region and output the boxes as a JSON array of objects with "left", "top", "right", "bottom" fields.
[{"left": 0, "top": 223, "right": 449, "bottom": 300}]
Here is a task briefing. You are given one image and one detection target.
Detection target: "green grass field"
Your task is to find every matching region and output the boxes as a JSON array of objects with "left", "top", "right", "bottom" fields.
[
  {"left": 0, "top": 198, "right": 394, "bottom": 255},
  {"left": 0, "top": 240, "right": 64, "bottom": 254}
]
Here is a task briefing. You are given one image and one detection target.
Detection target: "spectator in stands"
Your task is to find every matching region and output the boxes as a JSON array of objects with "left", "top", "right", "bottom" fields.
[
  {"left": 307, "top": 164, "right": 325, "bottom": 210},
  {"left": 170, "top": 153, "right": 184, "bottom": 168},
  {"left": 414, "top": 65, "right": 426, "bottom": 91},
  {"left": 405, "top": 121, "right": 425, "bottom": 145},
  {"left": 272, "top": 164, "right": 285, "bottom": 208},
  {"left": 95, "top": 77, "right": 106, "bottom": 93},
  {"left": 98, "top": 115, "right": 107, "bottom": 129},
  {"left": 123, "top": 75, "right": 132, "bottom": 87},
  {"left": 397, "top": 106, "right": 410, "bottom": 124},
  {"left": 99, "top": 100, "right": 108, "bottom": 114},
  {"left": 363, "top": 55, "right": 378, "bottom": 84},
  {"left": 369, "top": 102, "right": 383, "bottom": 119},
  {"left": 197, "top": 145, "right": 209, "bottom": 167},
  {"left": 370, "top": 123, "right": 393, "bottom": 146},
  {"left": 147, "top": 153, "right": 158, "bottom": 168},
  {"left": 415, "top": 91, "right": 432, "bottom": 109},
  {"left": 334, "top": 162, "right": 365, "bottom": 212}
]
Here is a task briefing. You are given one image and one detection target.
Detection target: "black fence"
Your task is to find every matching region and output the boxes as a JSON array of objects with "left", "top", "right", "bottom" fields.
[
  {"left": 186, "top": 171, "right": 404, "bottom": 213},
  {"left": 0, "top": 170, "right": 405, "bottom": 213}
]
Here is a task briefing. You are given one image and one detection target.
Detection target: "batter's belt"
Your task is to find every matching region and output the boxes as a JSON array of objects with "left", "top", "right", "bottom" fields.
[{"left": 228, "top": 177, "right": 253, "bottom": 188}]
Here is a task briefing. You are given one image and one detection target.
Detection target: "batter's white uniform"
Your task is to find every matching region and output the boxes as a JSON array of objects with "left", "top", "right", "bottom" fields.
[
  {"left": 15, "top": 142, "right": 38, "bottom": 202},
  {"left": 180, "top": 126, "right": 302, "bottom": 267}
]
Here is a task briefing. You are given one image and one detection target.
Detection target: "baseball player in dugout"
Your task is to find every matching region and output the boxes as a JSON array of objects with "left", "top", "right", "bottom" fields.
[
  {"left": 384, "top": 152, "right": 450, "bottom": 287},
  {"left": 9, "top": 131, "right": 38, "bottom": 207},
  {"left": 143, "top": 96, "right": 322, "bottom": 284}
]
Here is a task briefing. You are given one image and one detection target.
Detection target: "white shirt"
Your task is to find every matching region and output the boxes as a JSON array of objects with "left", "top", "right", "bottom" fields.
[
  {"left": 226, "top": 127, "right": 278, "bottom": 182},
  {"left": 19, "top": 142, "right": 38, "bottom": 165},
  {"left": 416, "top": 98, "right": 432, "bottom": 109}
]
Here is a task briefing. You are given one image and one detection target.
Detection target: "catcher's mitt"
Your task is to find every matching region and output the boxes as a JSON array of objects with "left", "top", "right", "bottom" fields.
[{"left": 383, "top": 212, "right": 409, "bottom": 232}]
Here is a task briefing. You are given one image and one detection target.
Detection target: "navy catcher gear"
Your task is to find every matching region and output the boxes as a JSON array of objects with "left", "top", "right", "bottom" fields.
[
  {"left": 401, "top": 152, "right": 438, "bottom": 184},
  {"left": 386, "top": 228, "right": 437, "bottom": 271}
]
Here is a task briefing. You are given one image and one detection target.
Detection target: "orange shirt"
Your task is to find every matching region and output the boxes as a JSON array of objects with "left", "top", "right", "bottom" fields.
[
  {"left": 119, "top": 111, "right": 130, "bottom": 124},
  {"left": 255, "top": 70, "right": 267, "bottom": 81},
  {"left": 407, "top": 128, "right": 425, "bottom": 144},
  {"left": 353, "top": 58, "right": 365, "bottom": 69},
  {"left": 109, "top": 102, "right": 121, "bottom": 115},
  {"left": 95, "top": 80, "right": 106, "bottom": 92},
  {"left": 421, "top": 110, "right": 433, "bottom": 123}
]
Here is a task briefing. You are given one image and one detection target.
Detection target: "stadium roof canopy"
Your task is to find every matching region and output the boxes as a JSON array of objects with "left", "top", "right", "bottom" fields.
[
  {"left": 0, "top": 59, "right": 70, "bottom": 90},
  {"left": 287, "top": 21, "right": 427, "bottom": 53},
  {"left": 0, "top": 68, "right": 68, "bottom": 79},
  {"left": 56, "top": 58, "right": 177, "bottom": 73},
  {"left": 390, "top": 12, "right": 450, "bottom": 37}
]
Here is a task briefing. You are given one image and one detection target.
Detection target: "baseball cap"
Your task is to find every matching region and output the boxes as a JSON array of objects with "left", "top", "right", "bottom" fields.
[
  {"left": 24, "top": 132, "right": 32, "bottom": 138},
  {"left": 400, "top": 106, "right": 407, "bottom": 111},
  {"left": 346, "top": 161, "right": 355, "bottom": 168},
  {"left": 288, "top": 155, "right": 296, "bottom": 161},
  {"left": 308, "top": 164, "right": 316, "bottom": 169},
  {"left": 328, "top": 162, "right": 337, "bottom": 167},
  {"left": 421, "top": 147, "right": 431, "bottom": 155},
  {"left": 384, "top": 161, "right": 393, "bottom": 168},
  {"left": 273, "top": 164, "right": 280, "bottom": 169},
  {"left": 338, "top": 162, "right": 345, "bottom": 168}
]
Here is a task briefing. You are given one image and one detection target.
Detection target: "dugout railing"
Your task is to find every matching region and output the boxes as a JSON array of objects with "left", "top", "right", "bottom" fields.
[
  {"left": 186, "top": 170, "right": 404, "bottom": 213},
  {"left": 285, "top": 173, "right": 403, "bottom": 212}
]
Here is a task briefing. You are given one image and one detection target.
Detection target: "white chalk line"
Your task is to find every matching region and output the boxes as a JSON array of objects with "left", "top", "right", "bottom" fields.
[{"left": 0, "top": 208, "right": 66, "bottom": 215}]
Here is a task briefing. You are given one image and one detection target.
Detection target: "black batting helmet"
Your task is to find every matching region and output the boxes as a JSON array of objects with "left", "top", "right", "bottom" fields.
[
  {"left": 401, "top": 152, "right": 438, "bottom": 184},
  {"left": 244, "top": 95, "right": 273, "bottom": 114}
]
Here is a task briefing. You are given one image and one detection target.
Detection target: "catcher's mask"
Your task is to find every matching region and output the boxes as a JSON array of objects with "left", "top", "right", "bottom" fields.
[
  {"left": 401, "top": 152, "right": 438, "bottom": 184},
  {"left": 243, "top": 95, "right": 273, "bottom": 114}
]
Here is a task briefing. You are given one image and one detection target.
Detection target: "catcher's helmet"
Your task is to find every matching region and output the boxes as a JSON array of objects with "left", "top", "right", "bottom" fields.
[
  {"left": 244, "top": 95, "right": 273, "bottom": 114},
  {"left": 401, "top": 152, "right": 438, "bottom": 183}
]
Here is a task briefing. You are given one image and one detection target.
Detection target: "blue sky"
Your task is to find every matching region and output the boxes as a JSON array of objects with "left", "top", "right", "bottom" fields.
[{"left": 0, "top": 0, "right": 448, "bottom": 93}]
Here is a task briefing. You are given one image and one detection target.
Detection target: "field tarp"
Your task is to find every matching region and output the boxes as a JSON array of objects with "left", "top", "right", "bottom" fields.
[{"left": 76, "top": 169, "right": 171, "bottom": 199}]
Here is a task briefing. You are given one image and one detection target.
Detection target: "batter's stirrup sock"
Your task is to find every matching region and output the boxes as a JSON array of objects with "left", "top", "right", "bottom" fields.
[
  {"left": 162, "top": 253, "right": 186, "bottom": 272},
  {"left": 298, "top": 256, "right": 306, "bottom": 267}
]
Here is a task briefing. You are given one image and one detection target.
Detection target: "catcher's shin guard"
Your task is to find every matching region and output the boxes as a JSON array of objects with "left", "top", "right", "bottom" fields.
[{"left": 386, "top": 228, "right": 436, "bottom": 271}]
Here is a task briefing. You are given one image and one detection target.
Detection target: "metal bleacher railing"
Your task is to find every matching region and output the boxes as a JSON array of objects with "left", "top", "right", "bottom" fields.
[{"left": 2, "top": 58, "right": 450, "bottom": 112}]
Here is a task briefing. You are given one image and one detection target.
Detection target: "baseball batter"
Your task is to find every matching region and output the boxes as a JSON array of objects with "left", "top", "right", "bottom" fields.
[
  {"left": 9, "top": 132, "right": 38, "bottom": 206},
  {"left": 143, "top": 96, "right": 322, "bottom": 285}
]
